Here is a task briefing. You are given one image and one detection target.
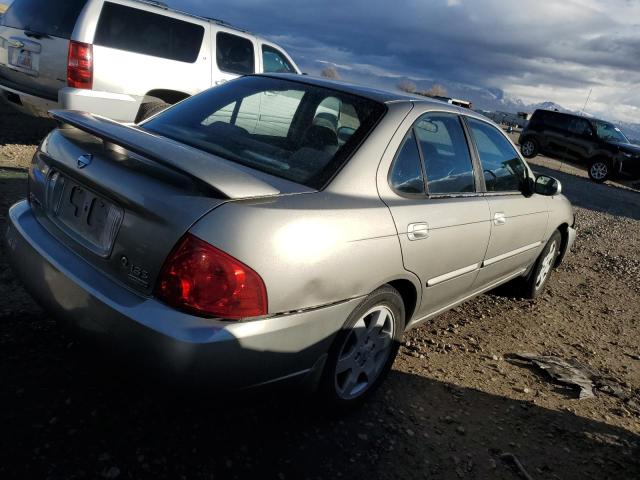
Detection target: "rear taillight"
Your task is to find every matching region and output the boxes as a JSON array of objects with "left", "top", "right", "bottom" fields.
[
  {"left": 156, "top": 234, "right": 268, "bottom": 319},
  {"left": 67, "top": 41, "right": 93, "bottom": 89}
]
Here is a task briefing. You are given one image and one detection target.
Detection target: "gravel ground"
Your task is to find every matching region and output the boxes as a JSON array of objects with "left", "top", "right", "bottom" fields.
[{"left": 0, "top": 101, "right": 639, "bottom": 479}]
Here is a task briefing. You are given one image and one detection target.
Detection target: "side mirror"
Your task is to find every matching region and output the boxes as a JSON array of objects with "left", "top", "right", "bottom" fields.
[{"left": 534, "top": 175, "right": 561, "bottom": 196}]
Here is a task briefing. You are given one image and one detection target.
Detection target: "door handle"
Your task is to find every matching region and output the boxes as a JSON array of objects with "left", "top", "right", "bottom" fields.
[
  {"left": 407, "top": 222, "right": 429, "bottom": 241},
  {"left": 493, "top": 212, "right": 506, "bottom": 226}
]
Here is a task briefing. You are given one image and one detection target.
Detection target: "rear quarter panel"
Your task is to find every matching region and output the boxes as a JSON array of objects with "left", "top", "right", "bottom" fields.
[{"left": 189, "top": 192, "right": 416, "bottom": 315}]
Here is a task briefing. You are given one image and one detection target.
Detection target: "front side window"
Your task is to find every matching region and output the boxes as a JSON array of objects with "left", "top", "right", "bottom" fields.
[
  {"left": 262, "top": 45, "right": 295, "bottom": 73},
  {"left": 466, "top": 117, "right": 527, "bottom": 192},
  {"left": 389, "top": 131, "right": 425, "bottom": 195},
  {"left": 94, "top": 3, "right": 204, "bottom": 63},
  {"left": 415, "top": 113, "right": 475, "bottom": 194},
  {"left": 217, "top": 32, "right": 255, "bottom": 75},
  {"left": 591, "top": 120, "right": 629, "bottom": 143},
  {"left": 143, "top": 76, "right": 386, "bottom": 189}
]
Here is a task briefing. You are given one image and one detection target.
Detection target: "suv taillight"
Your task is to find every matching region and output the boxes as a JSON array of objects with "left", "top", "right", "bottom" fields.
[
  {"left": 156, "top": 234, "right": 268, "bottom": 320},
  {"left": 67, "top": 41, "right": 93, "bottom": 89}
]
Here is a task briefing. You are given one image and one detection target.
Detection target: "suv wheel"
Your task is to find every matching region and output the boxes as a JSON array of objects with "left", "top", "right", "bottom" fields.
[
  {"left": 521, "top": 139, "right": 538, "bottom": 158},
  {"left": 320, "top": 285, "right": 404, "bottom": 410},
  {"left": 135, "top": 101, "right": 170, "bottom": 123},
  {"left": 588, "top": 160, "right": 611, "bottom": 183}
]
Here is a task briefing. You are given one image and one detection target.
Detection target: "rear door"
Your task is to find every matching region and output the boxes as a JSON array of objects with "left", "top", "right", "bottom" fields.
[
  {"left": 381, "top": 111, "right": 491, "bottom": 318},
  {"left": 0, "top": 0, "right": 87, "bottom": 100},
  {"left": 464, "top": 116, "right": 549, "bottom": 287},
  {"left": 564, "top": 116, "right": 596, "bottom": 163}
]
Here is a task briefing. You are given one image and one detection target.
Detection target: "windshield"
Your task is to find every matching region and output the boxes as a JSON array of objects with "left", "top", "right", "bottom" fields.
[
  {"left": 591, "top": 120, "right": 629, "bottom": 144},
  {"left": 143, "top": 76, "right": 386, "bottom": 189}
]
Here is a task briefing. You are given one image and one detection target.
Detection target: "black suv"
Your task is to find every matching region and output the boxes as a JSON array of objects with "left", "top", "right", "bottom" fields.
[{"left": 519, "top": 109, "right": 640, "bottom": 182}]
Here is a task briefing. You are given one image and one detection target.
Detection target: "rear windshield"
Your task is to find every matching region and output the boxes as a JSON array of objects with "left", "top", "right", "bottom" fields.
[
  {"left": 94, "top": 2, "right": 205, "bottom": 63},
  {"left": 2, "top": 0, "right": 87, "bottom": 39},
  {"left": 142, "top": 76, "right": 386, "bottom": 189}
]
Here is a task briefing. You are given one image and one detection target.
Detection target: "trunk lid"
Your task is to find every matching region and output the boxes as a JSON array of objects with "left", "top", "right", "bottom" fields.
[
  {"left": 0, "top": 0, "right": 87, "bottom": 100},
  {"left": 29, "top": 112, "right": 312, "bottom": 296}
]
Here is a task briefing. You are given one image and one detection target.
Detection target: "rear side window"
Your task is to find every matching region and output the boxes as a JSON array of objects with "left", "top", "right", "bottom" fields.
[
  {"left": 389, "top": 131, "right": 425, "bottom": 195},
  {"left": 3, "top": 0, "right": 87, "bottom": 38},
  {"left": 466, "top": 117, "right": 527, "bottom": 192},
  {"left": 415, "top": 113, "right": 476, "bottom": 194},
  {"left": 94, "top": 3, "right": 204, "bottom": 63},
  {"left": 544, "top": 112, "right": 570, "bottom": 130},
  {"left": 217, "top": 32, "right": 255, "bottom": 75},
  {"left": 262, "top": 45, "right": 295, "bottom": 73}
]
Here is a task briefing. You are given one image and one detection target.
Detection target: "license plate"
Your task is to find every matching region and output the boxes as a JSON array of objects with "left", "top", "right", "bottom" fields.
[
  {"left": 49, "top": 174, "right": 123, "bottom": 257},
  {"left": 9, "top": 47, "right": 40, "bottom": 74}
]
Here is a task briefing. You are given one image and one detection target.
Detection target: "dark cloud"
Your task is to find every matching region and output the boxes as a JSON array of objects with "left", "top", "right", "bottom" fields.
[{"left": 170, "top": 0, "right": 640, "bottom": 122}]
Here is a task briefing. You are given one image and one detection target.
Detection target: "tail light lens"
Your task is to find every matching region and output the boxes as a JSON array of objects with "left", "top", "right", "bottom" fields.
[
  {"left": 156, "top": 234, "right": 268, "bottom": 319},
  {"left": 67, "top": 41, "right": 93, "bottom": 89}
]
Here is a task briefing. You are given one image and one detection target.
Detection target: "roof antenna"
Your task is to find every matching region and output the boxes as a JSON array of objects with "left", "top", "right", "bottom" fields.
[{"left": 580, "top": 88, "right": 592, "bottom": 116}]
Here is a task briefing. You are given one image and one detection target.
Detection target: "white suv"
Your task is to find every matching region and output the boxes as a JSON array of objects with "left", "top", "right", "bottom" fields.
[{"left": 0, "top": 0, "right": 300, "bottom": 122}]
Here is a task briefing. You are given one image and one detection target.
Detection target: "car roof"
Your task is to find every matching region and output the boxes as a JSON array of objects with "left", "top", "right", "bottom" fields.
[
  {"left": 259, "top": 73, "right": 454, "bottom": 106},
  {"left": 534, "top": 109, "right": 611, "bottom": 125}
]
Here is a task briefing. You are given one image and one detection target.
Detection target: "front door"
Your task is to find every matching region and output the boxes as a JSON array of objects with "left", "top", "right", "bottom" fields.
[
  {"left": 381, "top": 112, "right": 491, "bottom": 318},
  {"left": 464, "top": 117, "right": 549, "bottom": 287}
]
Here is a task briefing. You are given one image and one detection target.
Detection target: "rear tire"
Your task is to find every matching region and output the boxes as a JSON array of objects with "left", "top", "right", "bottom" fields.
[
  {"left": 520, "top": 139, "right": 538, "bottom": 158},
  {"left": 135, "top": 101, "right": 170, "bottom": 123},
  {"left": 319, "top": 285, "right": 405, "bottom": 411},
  {"left": 588, "top": 159, "right": 611, "bottom": 183},
  {"left": 520, "top": 230, "right": 561, "bottom": 299}
]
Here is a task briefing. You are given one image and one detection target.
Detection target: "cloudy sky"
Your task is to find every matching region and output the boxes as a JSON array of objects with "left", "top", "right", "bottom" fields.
[{"left": 166, "top": 0, "right": 640, "bottom": 123}]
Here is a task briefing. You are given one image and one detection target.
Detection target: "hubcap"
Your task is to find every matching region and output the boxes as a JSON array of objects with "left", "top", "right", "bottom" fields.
[
  {"left": 590, "top": 162, "right": 608, "bottom": 180},
  {"left": 334, "top": 306, "right": 395, "bottom": 400},
  {"left": 522, "top": 141, "right": 535, "bottom": 156},
  {"left": 535, "top": 241, "right": 557, "bottom": 290}
]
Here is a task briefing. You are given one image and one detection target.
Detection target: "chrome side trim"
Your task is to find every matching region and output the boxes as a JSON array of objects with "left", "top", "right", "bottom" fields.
[
  {"left": 408, "top": 267, "right": 528, "bottom": 329},
  {"left": 427, "top": 263, "right": 479, "bottom": 287},
  {"left": 482, "top": 241, "right": 542, "bottom": 267}
]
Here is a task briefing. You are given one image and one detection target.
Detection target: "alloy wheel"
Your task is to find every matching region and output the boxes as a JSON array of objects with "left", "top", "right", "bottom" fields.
[
  {"left": 590, "top": 162, "right": 608, "bottom": 181},
  {"left": 535, "top": 241, "right": 557, "bottom": 290},
  {"left": 522, "top": 141, "right": 536, "bottom": 157},
  {"left": 334, "top": 306, "right": 395, "bottom": 400}
]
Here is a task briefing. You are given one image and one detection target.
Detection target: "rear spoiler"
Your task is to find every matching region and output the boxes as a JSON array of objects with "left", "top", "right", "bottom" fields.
[{"left": 49, "top": 110, "right": 281, "bottom": 199}]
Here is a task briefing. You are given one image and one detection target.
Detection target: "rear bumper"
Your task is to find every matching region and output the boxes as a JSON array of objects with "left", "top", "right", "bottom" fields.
[
  {"left": 5, "top": 200, "right": 360, "bottom": 389},
  {"left": 0, "top": 84, "right": 141, "bottom": 122}
]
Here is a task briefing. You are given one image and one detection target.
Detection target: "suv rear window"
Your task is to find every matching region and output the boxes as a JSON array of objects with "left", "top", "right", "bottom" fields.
[
  {"left": 217, "top": 32, "right": 255, "bottom": 75},
  {"left": 94, "top": 2, "right": 204, "bottom": 63},
  {"left": 142, "top": 76, "right": 386, "bottom": 189},
  {"left": 2, "top": 0, "right": 87, "bottom": 39}
]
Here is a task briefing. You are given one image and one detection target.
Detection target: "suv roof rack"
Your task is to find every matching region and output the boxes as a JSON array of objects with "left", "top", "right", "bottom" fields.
[{"left": 130, "top": 0, "right": 251, "bottom": 34}]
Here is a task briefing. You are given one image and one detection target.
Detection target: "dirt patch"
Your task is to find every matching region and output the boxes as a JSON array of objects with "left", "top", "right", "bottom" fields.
[{"left": 0, "top": 103, "right": 638, "bottom": 479}]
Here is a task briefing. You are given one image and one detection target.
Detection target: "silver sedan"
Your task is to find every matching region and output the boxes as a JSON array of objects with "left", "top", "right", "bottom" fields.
[{"left": 5, "top": 74, "right": 575, "bottom": 407}]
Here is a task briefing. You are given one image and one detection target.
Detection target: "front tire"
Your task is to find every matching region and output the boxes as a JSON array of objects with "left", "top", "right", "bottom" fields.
[
  {"left": 521, "top": 139, "right": 538, "bottom": 158},
  {"left": 521, "top": 230, "right": 561, "bottom": 299},
  {"left": 320, "top": 285, "right": 405, "bottom": 410},
  {"left": 588, "top": 159, "right": 611, "bottom": 183}
]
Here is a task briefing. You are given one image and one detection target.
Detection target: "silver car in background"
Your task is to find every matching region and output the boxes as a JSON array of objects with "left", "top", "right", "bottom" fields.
[
  {"left": 0, "top": 0, "right": 300, "bottom": 122},
  {"left": 5, "top": 74, "right": 576, "bottom": 407}
]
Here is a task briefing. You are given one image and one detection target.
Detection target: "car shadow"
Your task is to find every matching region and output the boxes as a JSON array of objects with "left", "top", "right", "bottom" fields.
[
  {"left": 0, "top": 100, "right": 56, "bottom": 147},
  {"left": 531, "top": 163, "right": 640, "bottom": 221}
]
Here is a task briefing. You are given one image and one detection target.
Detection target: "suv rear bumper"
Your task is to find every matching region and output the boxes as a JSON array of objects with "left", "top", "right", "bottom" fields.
[
  {"left": 0, "top": 84, "right": 141, "bottom": 122},
  {"left": 5, "top": 200, "right": 358, "bottom": 390}
]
